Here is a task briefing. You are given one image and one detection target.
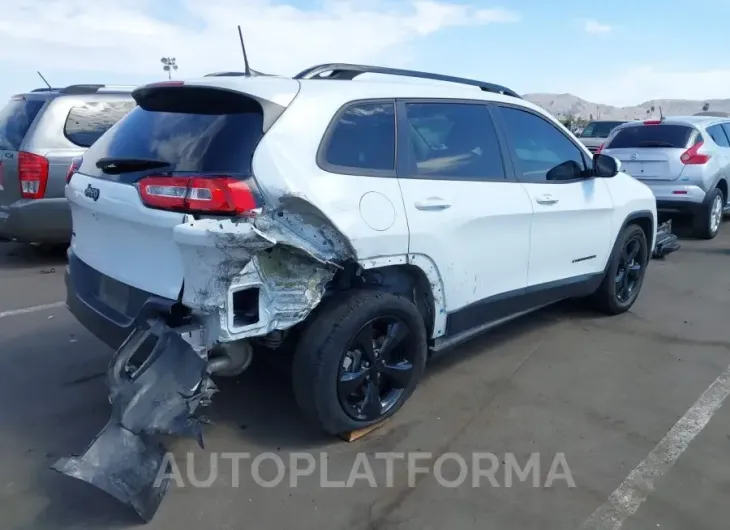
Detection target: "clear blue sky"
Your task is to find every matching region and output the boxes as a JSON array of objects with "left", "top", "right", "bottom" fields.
[{"left": 1, "top": 0, "right": 729, "bottom": 106}]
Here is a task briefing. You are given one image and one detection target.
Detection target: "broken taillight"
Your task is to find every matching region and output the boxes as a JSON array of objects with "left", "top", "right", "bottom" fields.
[{"left": 137, "top": 176, "right": 259, "bottom": 214}]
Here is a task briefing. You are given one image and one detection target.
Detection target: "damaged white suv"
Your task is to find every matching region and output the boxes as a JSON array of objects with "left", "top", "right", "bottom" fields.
[{"left": 59, "top": 63, "right": 658, "bottom": 518}]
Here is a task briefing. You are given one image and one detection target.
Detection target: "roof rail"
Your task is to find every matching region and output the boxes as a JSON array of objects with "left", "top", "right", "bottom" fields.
[
  {"left": 293, "top": 63, "right": 521, "bottom": 98},
  {"left": 31, "top": 87, "right": 59, "bottom": 93}
]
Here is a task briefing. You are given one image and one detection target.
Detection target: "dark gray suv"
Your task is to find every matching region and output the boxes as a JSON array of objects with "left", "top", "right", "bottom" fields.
[{"left": 0, "top": 85, "right": 136, "bottom": 245}]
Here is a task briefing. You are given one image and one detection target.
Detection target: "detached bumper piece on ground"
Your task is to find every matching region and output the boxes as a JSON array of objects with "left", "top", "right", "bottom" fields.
[
  {"left": 51, "top": 320, "right": 217, "bottom": 522},
  {"left": 653, "top": 220, "right": 681, "bottom": 259}
]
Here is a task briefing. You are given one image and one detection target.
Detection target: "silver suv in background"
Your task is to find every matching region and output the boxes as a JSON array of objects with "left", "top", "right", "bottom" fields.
[
  {"left": 0, "top": 85, "right": 136, "bottom": 245},
  {"left": 601, "top": 117, "right": 730, "bottom": 239},
  {"left": 577, "top": 120, "right": 627, "bottom": 153}
]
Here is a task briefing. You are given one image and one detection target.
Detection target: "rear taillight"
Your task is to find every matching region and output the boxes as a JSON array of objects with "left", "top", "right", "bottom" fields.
[
  {"left": 66, "top": 156, "right": 83, "bottom": 184},
  {"left": 138, "top": 176, "right": 259, "bottom": 214},
  {"left": 18, "top": 152, "right": 49, "bottom": 199},
  {"left": 595, "top": 143, "right": 605, "bottom": 154},
  {"left": 681, "top": 141, "right": 711, "bottom": 165}
]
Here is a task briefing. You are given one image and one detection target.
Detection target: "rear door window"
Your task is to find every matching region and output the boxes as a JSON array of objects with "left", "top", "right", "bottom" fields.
[
  {"left": 79, "top": 105, "right": 264, "bottom": 183},
  {"left": 606, "top": 124, "right": 695, "bottom": 149},
  {"left": 722, "top": 124, "right": 730, "bottom": 145},
  {"left": 64, "top": 100, "right": 137, "bottom": 148},
  {"left": 0, "top": 97, "right": 46, "bottom": 151},
  {"left": 707, "top": 124, "right": 730, "bottom": 147},
  {"left": 320, "top": 101, "right": 396, "bottom": 174},
  {"left": 402, "top": 102, "right": 506, "bottom": 181}
]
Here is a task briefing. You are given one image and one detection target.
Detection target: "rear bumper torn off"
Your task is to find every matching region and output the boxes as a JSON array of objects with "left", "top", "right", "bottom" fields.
[
  {"left": 173, "top": 211, "right": 352, "bottom": 343},
  {"left": 52, "top": 320, "right": 217, "bottom": 521}
]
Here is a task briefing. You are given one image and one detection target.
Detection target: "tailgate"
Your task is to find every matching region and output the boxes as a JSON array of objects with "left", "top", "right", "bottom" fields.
[
  {"left": 67, "top": 172, "right": 186, "bottom": 299},
  {"left": 603, "top": 123, "right": 696, "bottom": 181},
  {"left": 0, "top": 95, "right": 47, "bottom": 205},
  {"left": 606, "top": 147, "right": 687, "bottom": 180}
]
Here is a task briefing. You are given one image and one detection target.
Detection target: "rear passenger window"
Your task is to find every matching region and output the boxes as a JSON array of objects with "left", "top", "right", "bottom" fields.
[
  {"left": 403, "top": 102, "right": 505, "bottom": 180},
  {"left": 723, "top": 124, "right": 730, "bottom": 145},
  {"left": 708, "top": 124, "right": 730, "bottom": 147},
  {"left": 321, "top": 102, "right": 395, "bottom": 173},
  {"left": 64, "top": 100, "right": 136, "bottom": 148}
]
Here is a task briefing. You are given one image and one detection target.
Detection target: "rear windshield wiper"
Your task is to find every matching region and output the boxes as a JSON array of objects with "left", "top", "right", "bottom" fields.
[{"left": 95, "top": 157, "right": 171, "bottom": 175}]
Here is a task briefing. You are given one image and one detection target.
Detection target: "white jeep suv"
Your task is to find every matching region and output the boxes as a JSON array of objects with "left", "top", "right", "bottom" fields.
[{"left": 58, "top": 64, "right": 657, "bottom": 518}]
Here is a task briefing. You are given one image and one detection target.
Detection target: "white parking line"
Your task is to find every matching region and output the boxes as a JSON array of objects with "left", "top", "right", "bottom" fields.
[
  {"left": 579, "top": 364, "right": 730, "bottom": 530},
  {"left": 0, "top": 301, "right": 65, "bottom": 319}
]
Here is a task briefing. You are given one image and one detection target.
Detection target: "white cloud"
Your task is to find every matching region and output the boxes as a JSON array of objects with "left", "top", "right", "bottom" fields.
[
  {"left": 582, "top": 19, "right": 612, "bottom": 34},
  {"left": 0, "top": 0, "right": 520, "bottom": 81},
  {"left": 574, "top": 66, "right": 730, "bottom": 106}
]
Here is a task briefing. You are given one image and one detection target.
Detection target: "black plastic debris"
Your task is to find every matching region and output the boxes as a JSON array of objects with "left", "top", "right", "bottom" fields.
[
  {"left": 52, "top": 320, "right": 217, "bottom": 522},
  {"left": 653, "top": 219, "right": 681, "bottom": 259}
]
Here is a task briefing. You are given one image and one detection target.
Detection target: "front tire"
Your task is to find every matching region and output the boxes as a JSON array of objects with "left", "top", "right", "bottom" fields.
[
  {"left": 292, "top": 290, "right": 427, "bottom": 436},
  {"left": 590, "top": 224, "right": 649, "bottom": 315},
  {"left": 692, "top": 187, "right": 724, "bottom": 240}
]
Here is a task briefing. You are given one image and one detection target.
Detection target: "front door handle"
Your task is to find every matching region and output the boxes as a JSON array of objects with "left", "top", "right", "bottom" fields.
[
  {"left": 535, "top": 194, "right": 559, "bottom": 205},
  {"left": 414, "top": 198, "right": 451, "bottom": 211}
]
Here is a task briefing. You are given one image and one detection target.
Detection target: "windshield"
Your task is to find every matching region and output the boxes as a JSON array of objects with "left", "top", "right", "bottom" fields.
[
  {"left": 580, "top": 121, "right": 625, "bottom": 138},
  {"left": 0, "top": 97, "right": 46, "bottom": 151},
  {"left": 606, "top": 124, "right": 695, "bottom": 149}
]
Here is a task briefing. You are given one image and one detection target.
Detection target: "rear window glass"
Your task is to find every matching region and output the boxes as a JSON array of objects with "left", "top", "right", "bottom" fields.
[
  {"left": 79, "top": 106, "right": 264, "bottom": 182},
  {"left": 64, "top": 100, "right": 137, "bottom": 148},
  {"left": 0, "top": 97, "right": 45, "bottom": 151},
  {"left": 580, "top": 121, "right": 625, "bottom": 138},
  {"left": 321, "top": 102, "right": 395, "bottom": 173},
  {"left": 606, "top": 124, "right": 694, "bottom": 149}
]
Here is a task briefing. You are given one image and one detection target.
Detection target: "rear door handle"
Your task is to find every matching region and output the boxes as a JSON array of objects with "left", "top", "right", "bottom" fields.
[
  {"left": 414, "top": 198, "right": 451, "bottom": 211},
  {"left": 535, "top": 194, "right": 559, "bottom": 205}
]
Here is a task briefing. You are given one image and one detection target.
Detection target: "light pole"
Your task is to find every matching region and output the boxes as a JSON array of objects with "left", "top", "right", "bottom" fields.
[{"left": 161, "top": 57, "right": 178, "bottom": 80}]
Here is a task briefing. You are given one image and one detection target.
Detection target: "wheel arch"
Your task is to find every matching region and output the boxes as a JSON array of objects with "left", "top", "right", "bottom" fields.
[
  {"left": 715, "top": 177, "right": 728, "bottom": 203},
  {"left": 606, "top": 210, "right": 655, "bottom": 274},
  {"left": 338, "top": 255, "right": 447, "bottom": 340}
]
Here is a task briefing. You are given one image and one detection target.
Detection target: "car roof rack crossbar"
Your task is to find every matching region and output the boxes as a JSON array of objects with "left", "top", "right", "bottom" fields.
[{"left": 293, "top": 63, "right": 521, "bottom": 98}]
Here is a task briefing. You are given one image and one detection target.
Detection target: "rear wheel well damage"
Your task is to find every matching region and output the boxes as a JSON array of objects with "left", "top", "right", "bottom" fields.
[{"left": 329, "top": 264, "right": 436, "bottom": 339}]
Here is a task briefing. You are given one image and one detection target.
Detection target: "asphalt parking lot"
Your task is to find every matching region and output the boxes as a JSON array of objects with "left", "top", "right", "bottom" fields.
[{"left": 2, "top": 223, "right": 730, "bottom": 530}]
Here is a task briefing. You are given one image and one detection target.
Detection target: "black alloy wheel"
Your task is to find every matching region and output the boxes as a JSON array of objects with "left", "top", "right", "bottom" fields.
[{"left": 338, "top": 315, "right": 417, "bottom": 421}]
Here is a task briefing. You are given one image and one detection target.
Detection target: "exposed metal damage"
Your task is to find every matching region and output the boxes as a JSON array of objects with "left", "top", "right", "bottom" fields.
[
  {"left": 52, "top": 198, "right": 357, "bottom": 522},
  {"left": 653, "top": 219, "right": 681, "bottom": 259}
]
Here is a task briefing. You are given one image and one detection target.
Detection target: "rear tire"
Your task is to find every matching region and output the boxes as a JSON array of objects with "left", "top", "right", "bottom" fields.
[
  {"left": 590, "top": 224, "right": 649, "bottom": 315},
  {"left": 292, "top": 290, "right": 427, "bottom": 436},
  {"left": 692, "top": 188, "right": 724, "bottom": 240}
]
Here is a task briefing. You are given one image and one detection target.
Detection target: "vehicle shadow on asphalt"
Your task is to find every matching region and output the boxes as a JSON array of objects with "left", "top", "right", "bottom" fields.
[{"left": 0, "top": 242, "right": 68, "bottom": 271}]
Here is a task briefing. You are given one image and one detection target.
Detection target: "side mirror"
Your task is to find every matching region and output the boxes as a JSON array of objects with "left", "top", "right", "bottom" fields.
[
  {"left": 546, "top": 160, "right": 584, "bottom": 181},
  {"left": 593, "top": 153, "right": 620, "bottom": 178}
]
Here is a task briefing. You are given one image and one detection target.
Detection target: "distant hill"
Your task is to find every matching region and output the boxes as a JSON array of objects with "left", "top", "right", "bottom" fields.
[{"left": 522, "top": 93, "right": 730, "bottom": 121}]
